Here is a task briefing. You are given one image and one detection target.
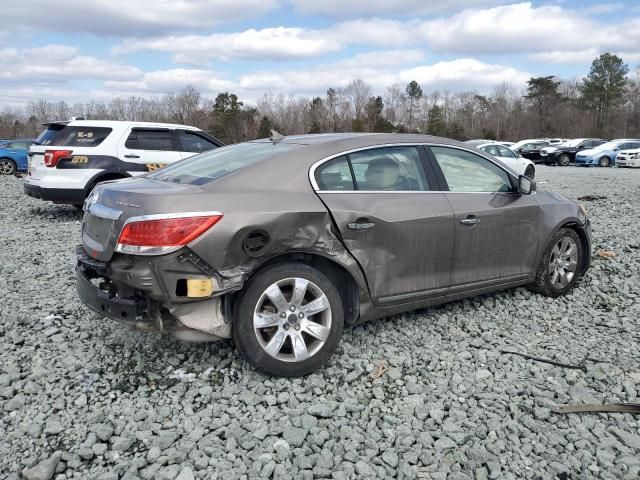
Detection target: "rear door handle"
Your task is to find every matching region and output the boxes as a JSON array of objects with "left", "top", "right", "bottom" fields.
[
  {"left": 460, "top": 216, "right": 480, "bottom": 226},
  {"left": 124, "top": 154, "right": 140, "bottom": 159},
  {"left": 347, "top": 221, "right": 375, "bottom": 231}
]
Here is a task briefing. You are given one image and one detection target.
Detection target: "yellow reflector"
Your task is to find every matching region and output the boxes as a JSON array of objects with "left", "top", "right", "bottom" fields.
[{"left": 186, "top": 278, "right": 214, "bottom": 298}]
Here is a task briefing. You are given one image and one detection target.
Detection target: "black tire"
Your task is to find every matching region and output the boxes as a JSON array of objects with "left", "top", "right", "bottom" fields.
[
  {"left": 598, "top": 156, "right": 611, "bottom": 167},
  {"left": 233, "top": 263, "right": 344, "bottom": 377},
  {"left": 524, "top": 165, "right": 535, "bottom": 179},
  {"left": 557, "top": 154, "right": 571, "bottom": 167},
  {"left": 0, "top": 158, "right": 16, "bottom": 175},
  {"left": 529, "top": 228, "right": 583, "bottom": 298}
]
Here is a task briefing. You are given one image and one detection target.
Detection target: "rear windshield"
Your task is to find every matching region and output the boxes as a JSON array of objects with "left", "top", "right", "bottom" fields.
[
  {"left": 148, "top": 142, "right": 301, "bottom": 186},
  {"left": 34, "top": 124, "right": 67, "bottom": 146}
]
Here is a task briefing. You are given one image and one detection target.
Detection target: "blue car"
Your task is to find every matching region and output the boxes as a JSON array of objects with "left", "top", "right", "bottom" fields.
[
  {"left": 574, "top": 139, "right": 640, "bottom": 167},
  {"left": 0, "top": 139, "right": 34, "bottom": 175}
]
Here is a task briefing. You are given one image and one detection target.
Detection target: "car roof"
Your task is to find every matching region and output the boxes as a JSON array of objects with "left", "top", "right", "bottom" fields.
[
  {"left": 63, "top": 120, "right": 201, "bottom": 130},
  {"left": 249, "top": 132, "right": 466, "bottom": 148}
]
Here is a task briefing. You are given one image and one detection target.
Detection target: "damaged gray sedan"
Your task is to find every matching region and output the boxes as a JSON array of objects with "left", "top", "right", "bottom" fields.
[{"left": 77, "top": 133, "right": 591, "bottom": 377}]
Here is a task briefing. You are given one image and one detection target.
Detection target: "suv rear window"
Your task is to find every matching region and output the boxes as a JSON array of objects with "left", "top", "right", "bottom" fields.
[
  {"left": 57, "top": 127, "right": 112, "bottom": 147},
  {"left": 34, "top": 124, "right": 67, "bottom": 146},
  {"left": 148, "top": 142, "right": 301, "bottom": 186}
]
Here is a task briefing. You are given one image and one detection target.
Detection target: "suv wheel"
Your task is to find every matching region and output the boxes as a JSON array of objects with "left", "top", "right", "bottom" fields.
[
  {"left": 0, "top": 158, "right": 16, "bottom": 175},
  {"left": 557, "top": 154, "right": 571, "bottom": 166},
  {"left": 233, "top": 263, "right": 344, "bottom": 377},
  {"left": 598, "top": 156, "right": 611, "bottom": 167},
  {"left": 529, "top": 228, "right": 583, "bottom": 297}
]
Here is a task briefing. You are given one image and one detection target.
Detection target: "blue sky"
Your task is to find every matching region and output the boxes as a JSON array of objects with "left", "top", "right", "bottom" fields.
[{"left": 1, "top": 0, "right": 639, "bottom": 108}]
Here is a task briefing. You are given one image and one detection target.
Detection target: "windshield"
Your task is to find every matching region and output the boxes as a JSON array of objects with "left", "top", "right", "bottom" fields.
[
  {"left": 148, "top": 142, "right": 302, "bottom": 186},
  {"left": 594, "top": 141, "right": 618, "bottom": 150},
  {"left": 560, "top": 139, "right": 585, "bottom": 147}
]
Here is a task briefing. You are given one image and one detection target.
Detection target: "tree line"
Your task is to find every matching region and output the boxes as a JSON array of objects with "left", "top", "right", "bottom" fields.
[{"left": 1, "top": 53, "right": 638, "bottom": 144}]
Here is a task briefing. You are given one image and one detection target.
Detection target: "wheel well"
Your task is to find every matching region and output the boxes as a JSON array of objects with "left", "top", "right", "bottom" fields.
[
  {"left": 561, "top": 222, "right": 590, "bottom": 274},
  {"left": 86, "top": 172, "right": 129, "bottom": 194},
  {"left": 242, "top": 252, "right": 361, "bottom": 324}
]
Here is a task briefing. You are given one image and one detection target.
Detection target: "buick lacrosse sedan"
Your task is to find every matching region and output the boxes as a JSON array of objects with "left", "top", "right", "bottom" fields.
[{"left": 77, "top": 133, "right": 591, "bottom": 377}]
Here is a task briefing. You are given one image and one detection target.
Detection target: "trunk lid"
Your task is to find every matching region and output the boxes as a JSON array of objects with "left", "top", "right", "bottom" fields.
[{"left": 82, "top": 177, "right": 209, "bottom": 261}]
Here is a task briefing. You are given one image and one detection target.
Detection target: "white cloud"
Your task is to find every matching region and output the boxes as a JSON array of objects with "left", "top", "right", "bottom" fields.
[
  {"left": 420, "top": 2, "right": 640, "bottom": 55},
  {"left": 104, "top": 69, "right": 237, "bottom": 96},
  {"left": 0, "top": 45, "right": 142, "bottom": 83},
  {"left": 115, "top": 27, "right": 342, "bottom": 64},
  {"left": 289, "top": 0, "right": 511, "bottom": 17},
  {"left": 2, "top": 0, "right": 280, "bottom": 36},
  {"left": 236, "top": 56, "right": 530, "bottom": 98}
]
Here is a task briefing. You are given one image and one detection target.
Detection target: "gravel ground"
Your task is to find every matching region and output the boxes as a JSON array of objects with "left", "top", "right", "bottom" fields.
[{"left": 1, "top": 166, "right": 640, "bottom": 480}]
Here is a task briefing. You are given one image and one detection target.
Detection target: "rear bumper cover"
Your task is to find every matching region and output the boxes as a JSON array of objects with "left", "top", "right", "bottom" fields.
[{"left": 24, "top": 182, "right": 86, "bottom": 205}]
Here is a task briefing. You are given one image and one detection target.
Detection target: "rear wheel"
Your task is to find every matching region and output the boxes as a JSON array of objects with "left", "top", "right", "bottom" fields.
[
  {"left": 598, "top": 156, "right": 611, "bottom": 167},
  {"left": 524, "top": 165, "right": 535, "bottom": 179},
  {"left": 233, "top": 263, "right": 344, "bottom": 377},
  {"left": 557, "top": 154, "right": 571, "bottom": 166},
  {"left": 529, "top": 228, "right": 583, "bottom": 297},
  {"left": 0, "top": 158, "right": 16, "bottom": 175}
]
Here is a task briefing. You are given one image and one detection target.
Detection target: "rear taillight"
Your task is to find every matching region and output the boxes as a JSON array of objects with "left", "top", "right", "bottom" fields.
[
  {"left": 116, "top": 213, "right": 223, "bottom": 255},
  {"left": 44, "top": 149, "right": 72, "bottom": 167}
]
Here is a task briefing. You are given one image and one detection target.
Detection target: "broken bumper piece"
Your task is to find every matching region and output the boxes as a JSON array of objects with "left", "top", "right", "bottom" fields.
[{"left": 76, "top": 246, "right": 231, "bottom": 341}]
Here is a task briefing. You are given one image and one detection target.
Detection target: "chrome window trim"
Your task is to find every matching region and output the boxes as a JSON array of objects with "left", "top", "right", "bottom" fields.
[{"left": 308, "top": 142, "right": 517, "bottom": 193}]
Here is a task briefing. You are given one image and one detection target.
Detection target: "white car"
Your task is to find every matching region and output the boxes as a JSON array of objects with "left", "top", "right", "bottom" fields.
[
  {"left": 24, "top": 120, "right": 222, "bottom": 206},
  {"left": 615, "top": 148, "right": 640, "bottom": 168},
  {"left": 475, "top": 142, "right": 536, "bottom": 178}
]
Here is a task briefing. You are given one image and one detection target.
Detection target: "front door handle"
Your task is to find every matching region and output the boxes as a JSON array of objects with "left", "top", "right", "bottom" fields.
[
  {"left": 460, "top": 216, "right": 480, "bottom": 226},
  {"left": 347, "top": 221, "right": 375, "bottom": 231},
  {"left": 124, "top": 154, "right": 140, "bottom": 159}
]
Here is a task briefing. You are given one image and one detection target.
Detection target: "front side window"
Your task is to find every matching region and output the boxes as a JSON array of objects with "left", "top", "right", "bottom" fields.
[
  {"left": 497, "top": 145, "right": 515, "bottom": 158},
  {"left": 178, "top": 131, "right": 218, "bottom": 153},
  {"left": 349, "top": 146, "right": 428, "bottom": 191},
  {"left": 125, "top": 129, "right": 174, "bottom": 151},
  {"left": 482, "top": 145, "right": 500, "bottom": 156},
  {"left": 430, "top": 146, "right": 512, "bottom": 193}
]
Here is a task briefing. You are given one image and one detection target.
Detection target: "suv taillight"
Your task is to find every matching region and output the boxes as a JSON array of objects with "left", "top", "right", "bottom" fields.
[
  {"left": 44, "top": 149, "right": 72, "bottom": 167},
  {"left": 116, "top": 213, "right": 223, "bottom": 255}
]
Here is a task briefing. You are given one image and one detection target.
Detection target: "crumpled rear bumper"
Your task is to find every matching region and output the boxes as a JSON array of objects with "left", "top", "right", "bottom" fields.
[{"left": 75, "top": 245, "right": 231, "bottom": 340}]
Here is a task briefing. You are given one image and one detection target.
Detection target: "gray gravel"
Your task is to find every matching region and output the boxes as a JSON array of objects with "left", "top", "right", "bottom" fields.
[{"left": 1, "top": 166, "right": 640, "bottom": 480}]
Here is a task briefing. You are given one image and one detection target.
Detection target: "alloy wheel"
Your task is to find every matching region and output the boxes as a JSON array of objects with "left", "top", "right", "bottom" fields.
[
  {"left": 549, "top": 236, "right": 578, "bottom": 289},
  {"left": 0, "top": 159, "right": 15, "bottom": 175},
  {"left": 253, "top": 277, "right": 332, "bottom": 363}
]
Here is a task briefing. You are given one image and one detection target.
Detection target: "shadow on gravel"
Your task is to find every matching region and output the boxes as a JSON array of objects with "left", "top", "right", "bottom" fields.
[{"left": 28, "top": 205, "right": 82, "bottom": 222}]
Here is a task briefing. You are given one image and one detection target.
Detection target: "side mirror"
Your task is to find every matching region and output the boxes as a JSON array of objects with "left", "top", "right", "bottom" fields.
[{"left": 518, "top": 175, "right": 533, "bottom": 194}]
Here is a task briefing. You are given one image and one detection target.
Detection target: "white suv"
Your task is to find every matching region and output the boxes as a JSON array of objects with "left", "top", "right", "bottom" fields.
[{"left": 24, "top": 120, "right": 223, "bottom": 206}]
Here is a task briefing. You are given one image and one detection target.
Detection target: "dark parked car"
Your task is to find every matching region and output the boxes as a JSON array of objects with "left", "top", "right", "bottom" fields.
[
  {"left": 510, "top": 140, "right": 551, "bottom": 162},
  {"left": 76, "top": 134, "right": 591, "bottom": 376},
  {"left": 539, "top": 138, "right": 606, "bottom": 166}
]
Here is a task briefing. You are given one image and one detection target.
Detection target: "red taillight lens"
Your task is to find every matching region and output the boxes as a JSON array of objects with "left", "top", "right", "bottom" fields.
[
  {"left": 44, "top": 149, "right": 72, "bottom": 167},
  {"left": 116, "top": 214, "right": 223, "bottom": 255}
]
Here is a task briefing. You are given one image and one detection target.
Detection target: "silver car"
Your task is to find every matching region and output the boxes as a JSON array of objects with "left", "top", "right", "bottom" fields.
[{"left": 77, "top": 133, "right": 591, "bottom": 377}]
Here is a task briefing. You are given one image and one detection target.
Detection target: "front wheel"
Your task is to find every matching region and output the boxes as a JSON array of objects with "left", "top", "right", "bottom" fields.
[
  {"left": 557, "top": 154, "right": 571, "bottom": 167},
  {"left": 598, "top": 156, "right": 611, "bottom": 167},
  {"left": 0, "top": 158, "right": 16, "bottom": 175},
  {"left": 524, "top": 165, "right": 535, "bottom": 179},
  {"left": 233, "top": 263, "right": 344, "bottom": 377},
  {"left": 529, "top": 228, "right": 583, "bottom": 297}
]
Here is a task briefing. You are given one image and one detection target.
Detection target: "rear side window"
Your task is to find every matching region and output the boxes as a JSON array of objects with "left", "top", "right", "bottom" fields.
[
  {"left": 9, "top": 142, "right": 29, "bottom": 149},
  {"left": 315, "top": 156, "right": 354, "bottom": 190},
  {"left": 430, "top": 146, "right": 512, "bottom": 193},
  {"left": 125, "top": 129, "right": 174, "bottom": 151},
  {"left": 57, "top": 127, "right": 112, "bottom": 147},
  {"left": 349, "top": 147, "right": 428, "bottom": 191},
  {"left": 177, "top": 131, "right": 218, "bottom": 153}
]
